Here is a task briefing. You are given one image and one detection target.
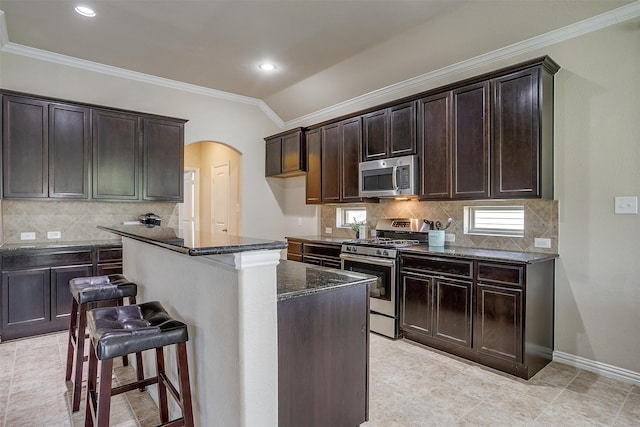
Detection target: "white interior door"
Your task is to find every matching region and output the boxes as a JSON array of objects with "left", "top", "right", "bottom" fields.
[
  {"left": 181, "top": 169, "right": 197, "bottom": 245},
  {"left": 212, "top": 162, "right": 230, "bottom": 234}
]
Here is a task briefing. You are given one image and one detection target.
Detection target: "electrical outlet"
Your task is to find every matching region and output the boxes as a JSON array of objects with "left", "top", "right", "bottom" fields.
[
  {"left": 297, "top": 217, "right": 303, "bottom": 226},
  {"left": 445, "top": 234, "right": 455, "bottom": 242},
  {"left": 47, "top": 231, "right": 62, "bottom": 239},
  {"left": 20, "top": 232, "right": 36, "bottom": 240},
  {"left": 614, "top": 196, "right": 638, "bottom": 214},
  {"left": 534, "top": 238, "right": 551, "bottom": 249},
  {"left": 325, "top": 227, "right": 332, "bottom": 234}
]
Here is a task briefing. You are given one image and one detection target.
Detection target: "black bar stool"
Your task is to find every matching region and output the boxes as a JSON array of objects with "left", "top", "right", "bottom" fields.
[
  {"left": 84, "top": 301, "right": 194, "bottom": 427},
  {"left": 65, "top": 274, "right": 144, "bottom": 412}
]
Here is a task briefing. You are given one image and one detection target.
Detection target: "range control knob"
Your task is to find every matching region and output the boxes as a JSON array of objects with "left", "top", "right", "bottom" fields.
[
  {"left": 383, "top": 250, "right": 389, "bottom": 256},
  {"left": 376, "top": 249, "right": 382, "bottom": 256}
]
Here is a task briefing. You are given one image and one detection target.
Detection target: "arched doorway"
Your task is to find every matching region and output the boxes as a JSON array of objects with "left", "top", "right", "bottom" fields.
[{"left": 182, "top": 141, "right": 242, "bottom": 236}]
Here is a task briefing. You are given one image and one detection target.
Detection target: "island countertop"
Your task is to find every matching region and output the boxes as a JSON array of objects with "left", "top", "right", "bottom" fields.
[
  {"left": 98, "top": 224, "right": 287, "bottom": 255},
  {"left": 277, "top": 260, "right": 375, "bottom": 301}
]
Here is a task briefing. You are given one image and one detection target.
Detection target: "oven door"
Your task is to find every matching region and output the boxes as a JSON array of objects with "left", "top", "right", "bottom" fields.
[{"left": 340, "top": 253, "right": 396, "bottom": 317}]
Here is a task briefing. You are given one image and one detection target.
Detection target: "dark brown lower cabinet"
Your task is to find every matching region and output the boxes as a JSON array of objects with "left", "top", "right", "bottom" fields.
[
  {"left": 285, "top": 238, "right": 342, "bottom": 269},
  {"left": 401, "top": 272, "right": 472, "bottom": 348},
  {"left": 278, "top": 283, "right": 369, "bottom": 427},
  {"left": 400, "top": 254, "right": 554, "bottom": 379},
  {"left": 0, "top": 245, "right": 123, "bottom": 341}
]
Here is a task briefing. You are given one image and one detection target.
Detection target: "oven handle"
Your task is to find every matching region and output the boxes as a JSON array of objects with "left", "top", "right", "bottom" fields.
[{"left": 340, "top": 253, "right": 396, "bottom": 268}]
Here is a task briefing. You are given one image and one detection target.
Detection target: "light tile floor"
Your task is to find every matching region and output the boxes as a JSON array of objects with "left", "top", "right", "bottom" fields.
[{"left": 0, "top": 331, "right": 638, "bottom": 426}]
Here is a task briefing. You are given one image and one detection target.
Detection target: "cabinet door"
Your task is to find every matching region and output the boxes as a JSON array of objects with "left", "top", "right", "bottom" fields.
[
  {"left": 1, "top": 269, "right": 50, "bottom": 338},
  {"left": 492, "top": 67, "right": 541, "bottom": 198},
  {"left": 282, "top": 130, "right": 303, "bottom": 174},
  {"left": 321, "top": 123, "right": 341, "bottom": 202},
  {"left": 265, "top": 136, "right": 282, "bottom": 176},
  {"left": 452, "top": 82, "right": 489, "bottom": 199},
  {"left": 475, "top": 282, "right": 523, "bottom": 363},
  {"left": 92, "top": 109, "right": 140, "bottom": 200},
  {"left": 362, "top": 109, "right": 388, "bottom": 161},
  {"left": 305, "top": 128, "right": 322, "bottom": 204},
  {"left": 2, "top": 95, "right": 48, "bottom": 198},
  {"left": 143, "top": 117, "right": 184, "bottom": 201},
  {"left": 50, "top": 264, "right": 93, "bottom": 327},
  {"left": 400, "top": 274, "right": 434, "bottom": 336},
  {"left": 388, "top": 101, "right": 416, "bottom": 157},
  {"left": 341, "top": 117, "right": 362, "bottom": 202},
  {"left": 434, "top": 277, "right": 473, "bottom": 347},
  {"left": 49, "top": 103, "right": 90, "bottom": 198},
  {"left": 418, "top": 92, "right": 451, "bottom": 199}
]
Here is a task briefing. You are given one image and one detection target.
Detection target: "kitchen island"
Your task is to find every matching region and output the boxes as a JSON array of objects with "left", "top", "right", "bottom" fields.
[{"left": 98, "top": 225, "right": 374, "bottom": 427}]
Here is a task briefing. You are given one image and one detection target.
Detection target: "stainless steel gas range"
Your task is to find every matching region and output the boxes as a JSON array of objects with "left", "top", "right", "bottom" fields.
[{"left": 340, "top": 218, "right": 429, "bottom": 338}]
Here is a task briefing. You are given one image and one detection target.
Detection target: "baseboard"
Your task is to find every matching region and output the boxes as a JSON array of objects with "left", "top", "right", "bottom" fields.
[{"left": 553, "top": 351, "right": 640, "bottom": 386}]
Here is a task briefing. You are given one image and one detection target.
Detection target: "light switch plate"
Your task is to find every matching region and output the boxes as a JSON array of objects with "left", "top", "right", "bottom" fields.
[
  {"left": 445, "top": 234, "right": 455, "bottom": 242},
  {"left": 614, "top": 196, "right": 638, "bottom": 214},
  {"left": 325, "top": 227, "right": 332, "bottom": 234},
  {"left": 20, "top": 232, "right": 36, "bottom": 240},
  {"left": 534, "top": 238, "right": 551, "bottom": 248},
  {"left": 47, "top": 231, "right": 62, "bottom": 239}
]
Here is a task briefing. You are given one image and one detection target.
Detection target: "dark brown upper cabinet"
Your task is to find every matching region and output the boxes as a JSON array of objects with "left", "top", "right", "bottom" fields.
[
  {"left": 49, "top": 103, "right": 90, "bottom": 199},
  {"left": 92, "top": 109, "right": 140, "bottom": 200},
  {"left": 1, "top": 90, "right": 187, "bottom": 202},
  {"left": 362, "top": 101, "right": 416, "bottom": 161},
  {"left": 320, "top": 117, "right": 363, "bottom": 203},
  {"left": 452, "top": 82, "right": 489, "bottom": 199},
  {"left": 264, "top": 128, "right": 305, "bottom": 177},
  {"left": 492, "top": 64, "right": 555, "bottom": 199},
  {"left": 305, "top": 128, "right": 322, "bottom": 204},
  {"left": 142, "top": 117, "right": 184, "bottom": 201},
  {"left": 2, "top": 95, "right": 49, "bottom": 198},
  {"left": 2, "top": 95, "right": 90, "bottom": 199},
  {"left": 419, "top": 82, "right": 489, "bottom": 200}
]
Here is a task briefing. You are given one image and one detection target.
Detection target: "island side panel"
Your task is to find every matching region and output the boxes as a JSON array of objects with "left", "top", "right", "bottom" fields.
[
  {"left": 278, "top": 282, "right": 370, "bottom": 427},
  {"left": 122, "top": 237, "right": 280, "bottom": 427}
]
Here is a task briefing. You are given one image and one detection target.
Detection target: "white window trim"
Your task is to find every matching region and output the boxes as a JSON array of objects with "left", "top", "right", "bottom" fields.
[
  {"left": 336, "top": 207, "right": 367, "bottom": 229},
  {"left": 464, "top": 206, "right": 524, "bottom": 237}
]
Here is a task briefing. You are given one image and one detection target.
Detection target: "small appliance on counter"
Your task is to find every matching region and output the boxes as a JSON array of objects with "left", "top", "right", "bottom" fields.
[{"left": 138, "top": 213, "right": 161, "bottom": 227}]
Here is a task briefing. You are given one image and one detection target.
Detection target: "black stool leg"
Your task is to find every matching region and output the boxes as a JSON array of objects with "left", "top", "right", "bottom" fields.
[
  {"left": 65, "top": 298, "right": 79, "bottom": 381},
  {"left": 72, "top": 304, "right": 88, "bottom": 412},
  {"left": 156, "top": 346, "right": 170, "bottom": 423},
  {"left": 177, "top": 342, "right": 195, "bottom": 427},
  {"left": 96, "top": 358, "right": 114, "bottom": 426}
]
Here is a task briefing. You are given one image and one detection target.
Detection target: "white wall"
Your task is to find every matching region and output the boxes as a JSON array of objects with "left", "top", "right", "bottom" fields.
[{"left": 0, "top": 52, "right": 285, "bottom": 241}]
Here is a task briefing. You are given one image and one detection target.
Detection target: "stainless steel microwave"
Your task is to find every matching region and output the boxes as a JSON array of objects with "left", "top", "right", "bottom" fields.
[{"left": 359, "top": 155, "right": 418, "bottom": 198}]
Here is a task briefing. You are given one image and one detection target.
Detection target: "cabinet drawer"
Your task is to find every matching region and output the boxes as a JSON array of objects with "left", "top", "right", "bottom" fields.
[
  {"left": 401, "top": 255, "right": 473, "bottom": 278},
  {"left": 303, "top": 243, "right": 341, "bottom": 258},
  {"left": 477, "top": 262, "right": 523, "bottom": 285},
  {"left": 2, "top": 250, "right": 93, "bottom": 270},
  {"left": 97, "top": 248, "right": 122, "bottom": 262}
]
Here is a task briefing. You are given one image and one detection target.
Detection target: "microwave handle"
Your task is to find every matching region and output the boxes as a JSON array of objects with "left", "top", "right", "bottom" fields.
[{"left": 392, "top": 166, "right": 398, "bottom": 191}]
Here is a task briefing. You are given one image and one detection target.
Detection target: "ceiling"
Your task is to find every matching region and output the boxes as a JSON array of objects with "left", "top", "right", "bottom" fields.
[{"left": 0, "top": 0, "right": 635, "bottom": 123}]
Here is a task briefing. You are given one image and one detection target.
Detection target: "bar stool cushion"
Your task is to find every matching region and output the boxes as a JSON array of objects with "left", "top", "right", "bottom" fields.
[
  {"left": 87, "top": 301, "right": 188, "bottom": 360},
  {"left": 70, "top": 274, "right": 138, "bottom": 305}
]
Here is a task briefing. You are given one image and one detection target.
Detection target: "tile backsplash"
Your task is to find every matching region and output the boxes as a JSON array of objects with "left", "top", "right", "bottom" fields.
[
  {"left": 321, "top": 198, "right": 558, "bottom": 253},
  {"left": 0, "top": 200, "right": 179, "bottom": 244}
]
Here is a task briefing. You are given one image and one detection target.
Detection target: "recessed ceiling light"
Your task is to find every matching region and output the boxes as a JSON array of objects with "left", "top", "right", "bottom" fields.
[
  {"left": 75, "top": 5, "right": 96, "bottom": 17},
  {"left": 258, "top": 63, "right": 277, "bottom": 72}
]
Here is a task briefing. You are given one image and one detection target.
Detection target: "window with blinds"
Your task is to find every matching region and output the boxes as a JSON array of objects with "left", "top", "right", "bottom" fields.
[{"left": 464, "top": 206, "right": 524, "bottom": 237}]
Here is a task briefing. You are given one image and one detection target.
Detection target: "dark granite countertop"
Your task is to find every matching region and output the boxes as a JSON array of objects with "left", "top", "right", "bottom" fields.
[
  {"left": 99, "top": 225, "right": 287, "bottom": 256},
  {"left": 277, "top": 260, "right": 376, "bottom": 301},
  {"left": 0, "top": 239, "right": 123, "bottom": 252},
  {"left": 285, "top": 235, "right": 353, "bottom": 245},
  {"left": 285, "top": 236, "right": 557, "bottom": 264},
  {"left": 399, "top": 245, "right": 557, "bottom": 264}
]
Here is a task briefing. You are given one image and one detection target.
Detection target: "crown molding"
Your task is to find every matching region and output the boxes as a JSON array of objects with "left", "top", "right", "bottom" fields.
[
  {"left": 284, "top": 0, "right": 640, "bottom": 128},
  {"left": 1, "top": 2, "right": 638, "bottom": 130},
  {"left": 0, "top": 39, "right": 284, "bottom": 128}
]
